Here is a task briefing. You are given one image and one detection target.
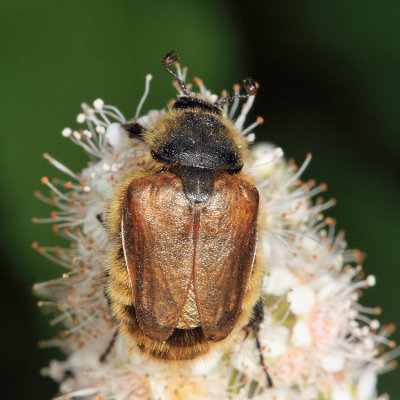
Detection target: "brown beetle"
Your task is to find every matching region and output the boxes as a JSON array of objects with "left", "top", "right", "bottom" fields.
[{"left": 105, "top": 51, "right": 265, "bottom": 365}]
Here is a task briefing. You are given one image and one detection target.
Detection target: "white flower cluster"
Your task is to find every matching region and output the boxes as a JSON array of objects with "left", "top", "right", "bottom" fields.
[{"left": 33, "top": 69, "right": 398, "bottom": 400}]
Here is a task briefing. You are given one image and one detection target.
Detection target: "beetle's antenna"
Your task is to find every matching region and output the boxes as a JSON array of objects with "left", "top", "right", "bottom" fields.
[
  {"left": 216, "top": 78, "right": 258, "bottom": 106},
  {"left": 162, "top": 51, "right": 191, "bottom": 96}
]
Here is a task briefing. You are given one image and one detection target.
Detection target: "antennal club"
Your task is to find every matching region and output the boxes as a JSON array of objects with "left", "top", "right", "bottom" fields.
[
  {"left": 244, "top": 77, "right": 258, "bottom": 96},
  {"left": 216, "top": 77, "right": 258, "bottom": 106},
  {"left": 161, "top": 51, "right": 191, "bottom": 96}
]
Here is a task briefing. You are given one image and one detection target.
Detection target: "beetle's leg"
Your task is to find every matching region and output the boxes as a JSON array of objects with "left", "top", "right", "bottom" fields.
[
  {"left": 99, "top": 330, "right": 118, "bottom": 363},
  {"left": 253, "top": 329, "right": 273, "bottom": 388},
  {"left": 244, "top": 299, "right": 273, "bottom": 388}
]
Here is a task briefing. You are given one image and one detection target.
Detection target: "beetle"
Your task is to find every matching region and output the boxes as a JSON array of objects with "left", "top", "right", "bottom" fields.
[{"left": 104, "top": 53, "right": 270, "bottom": 386}]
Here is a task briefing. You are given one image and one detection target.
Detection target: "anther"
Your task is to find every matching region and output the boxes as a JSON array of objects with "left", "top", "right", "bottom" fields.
[
  {"left": 194, "top": 77, "right": 203, "bottom": 87},
  {"left": 83, "top": 129, "right": 92, "bottom": 138},
  {"left": 325, "top": 217, "right": 336, "bottom": 226},
  {"left": 370, "top": 319, "right": 380, "bottom": 330},
  {"left": 353, "top": 249, "right": 366, "bottom": 264},
  {"left": 308, "top": 179, "right": 316, "bottom": 187},
  {"left": 62, "top": 128, "right": 72, "bottom": 137},
  {"left": 73, "top": 131, "right": 82, "bottom": 140},
  {"left": 93, "top": 98, "right": 104, "bottom": 110},
  {"left": 247, "top": 133, "right": 256, "bottom": 143},
  {"left": 374, "top": 307, "right": 382, "bottom": 315},
  {"left": 233, "top": 83, "right": 241, "bottom": 92},
  {"left": 76, "top": 113, "right": 86, "bottom": 123},
  {"left": 366, "top": 275, "right": 376, "bottom": 287}
]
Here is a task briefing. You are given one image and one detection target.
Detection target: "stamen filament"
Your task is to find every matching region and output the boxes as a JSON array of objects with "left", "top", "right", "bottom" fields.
[{"left": 135, "top": 74, "right": 152, "bottom": 119}]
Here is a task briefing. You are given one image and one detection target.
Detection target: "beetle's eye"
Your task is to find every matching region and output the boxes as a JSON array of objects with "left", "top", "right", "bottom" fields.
[
  {"left": 227, "top": 165, "right": 243, "bottom": 174},
  {"left": 150, "top": 150, "right": 169, "bottom": 164}
]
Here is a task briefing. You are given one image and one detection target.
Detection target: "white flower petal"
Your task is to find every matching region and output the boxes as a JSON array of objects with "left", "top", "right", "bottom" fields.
[
  {"left": 190, "top": 351, "right": 222, "bottom": 375},
  {"left": 288, "top": 285, "right": 316, "bottom": 315},
  {"left": 105, "top": 122, "right": 131, "bottom": 151},
  {"left": 332, "top": 386, "right": 352, "bottom": 400},
  {"left": 262, "top": 387, "right": 298, "bottom": 400},
  {"left": 259, "top": 325, "right": 290, "bottom": 357},
  {"left": 321, "top": 353, "right": 345, "bottom": 372},
  {"left": 292, "top": 319, "right": 312, "bottom": 347},
  {"left": 356, "top": 366, "right": 377, "bottom": 400},
  {"left": 230, "top": 337, "right": 262, "bottom": 376},
  {"left": 264, "top": 266, "right": 299, "bottom": 296}
]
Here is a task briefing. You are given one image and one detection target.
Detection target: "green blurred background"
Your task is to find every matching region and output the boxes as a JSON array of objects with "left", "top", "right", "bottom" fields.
[{"left": 1, "top": 1, "right": 399, "bottom": 398}]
